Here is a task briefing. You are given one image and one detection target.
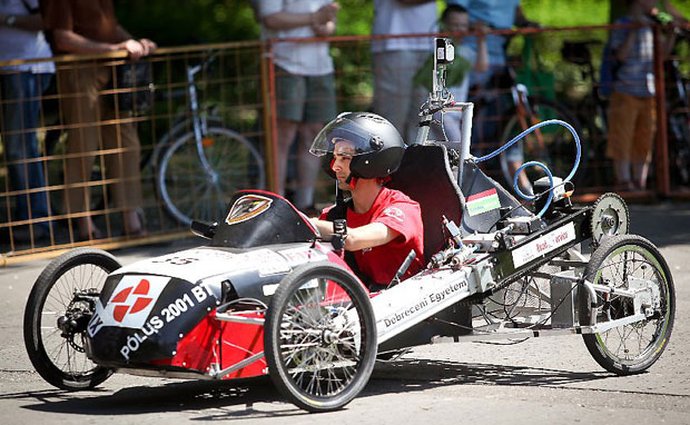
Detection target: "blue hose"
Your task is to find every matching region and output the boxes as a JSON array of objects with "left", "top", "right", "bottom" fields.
[{"left": 474, "top": 119, "right": 582, "bottom": 217}]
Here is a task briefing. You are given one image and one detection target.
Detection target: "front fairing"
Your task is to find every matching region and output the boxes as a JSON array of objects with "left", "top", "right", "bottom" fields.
[{"left": 84, "top": 243, "right": 333, "bottom": 368}]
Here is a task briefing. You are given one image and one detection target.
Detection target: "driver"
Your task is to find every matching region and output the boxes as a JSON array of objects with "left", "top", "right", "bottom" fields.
[{"left": 309, "top": 112, "right": 424, "bottom": 288}]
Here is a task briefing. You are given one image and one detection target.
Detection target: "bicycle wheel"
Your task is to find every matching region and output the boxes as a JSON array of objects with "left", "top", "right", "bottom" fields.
[
  {"left": 499, "top": 96, "right": 587, "bottom": 187},
  {"left": 264, "top": 262, "right": 377, "bottom": 412},
  {"left": 578, "top": 235, "right": 675, "bottom": 375},
  {"left": 156, "top": 126, "right": 265, "bottom": 226},
  {"left": 23, "top": 248, "right": 120, "bottom": 389}
]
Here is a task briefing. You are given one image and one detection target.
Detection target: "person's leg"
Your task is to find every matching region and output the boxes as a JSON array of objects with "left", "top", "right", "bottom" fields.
[
  {"left": 373, "top": 51, "right": 422, "bottom": 141},
  {"left": 275, "top": 119, "right": 299, "bottom": 197},
  {"left": 296, "top": 72, "right": 337, "bottom": 210},
  {"left": 274, "top": 68, "right": 305, "bottom": 197},
  {"left": 99, "top": 63, "right": 144, "bottom": 235},
  {"left": 58, "top": 63, "right": 103, "bottom": 239},
  {"left": 630, "top": 96, "right": 656, "bottom": 190},
  {"left": 22, "top": 73, "right": 51, "bottom": 228},
  {"left": 404, "top": 50, "right": 434, "bottom": 143},
  {"left": 606, "top": 92, "right": 637, "bottom": 190},
  {"left": 294, "top": 122, "right": 322, "bottom": 210},
  {"left": 1, "top": 72, "right": 51, "bottom": 241}
]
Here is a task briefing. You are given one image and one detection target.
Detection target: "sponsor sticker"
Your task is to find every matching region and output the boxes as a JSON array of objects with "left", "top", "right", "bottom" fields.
[
  {"left": 511, "top": 222, "right": 576, "bottom": 268},
  {"left": 88, "top": 275, "right": 170, "bottom": 337},
  {"left": 466, "top": 188, "right": 501, "bottom": 217}
]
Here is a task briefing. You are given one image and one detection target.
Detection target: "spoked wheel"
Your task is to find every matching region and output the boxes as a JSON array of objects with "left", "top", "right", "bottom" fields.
[
  {"left": 579, "top": 235, "right": 675, "bottom": 375},
  {"left": 264, "top": 262, "right": 377, "bottom": 412},
  {"left": 23, "top": 248, "right": 120, "bottom": 389}
]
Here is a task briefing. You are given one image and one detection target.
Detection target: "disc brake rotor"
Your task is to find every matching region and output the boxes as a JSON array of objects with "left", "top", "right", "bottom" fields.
[{"left": 590, "top": 192, "right": 630, "bottom": 247}]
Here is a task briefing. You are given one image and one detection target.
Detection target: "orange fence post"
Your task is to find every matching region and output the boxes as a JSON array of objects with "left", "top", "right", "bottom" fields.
[{"left": 260, "top": 40, "right": 279, "bottom": 193}]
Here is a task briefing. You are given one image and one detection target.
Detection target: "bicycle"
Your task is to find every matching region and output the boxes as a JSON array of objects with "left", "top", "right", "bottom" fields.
[
  {"left": 436, "top": 33, "right": 585, "bottom": 189},
  {"left": 664, "top": 26, "right": 690, "bottom": 187},
  {"left": 153, "top": 54, "right": 266, "bottom": 226}
]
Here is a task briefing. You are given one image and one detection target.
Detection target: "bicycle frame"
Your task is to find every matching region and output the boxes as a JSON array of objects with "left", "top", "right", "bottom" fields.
[{"left": 186, "top": 63, "right": 219, "bottom": 184}]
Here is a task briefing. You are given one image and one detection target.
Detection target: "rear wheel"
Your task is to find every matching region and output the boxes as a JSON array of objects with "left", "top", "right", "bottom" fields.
[
  {"left": 23, "top": 248, "right": 120, "bottom": 389},
  {"left": 264, "top": 262, "right": 377, "bottom": 412},
  {"left": 578, "top": 235, "right": 675, "bottom": 375}
]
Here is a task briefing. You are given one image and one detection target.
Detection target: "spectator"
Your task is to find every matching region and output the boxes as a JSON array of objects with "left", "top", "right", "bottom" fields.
[
  {"left": 606, "top": 0, "right": 676, "bottom": 191},
  {"left": 0, "top": 0, "right": 54, "bottom": 244},
  {"left": 447, "top": 0, "right": 538, "bottom": 193},
  {"left": 412, "top": 4, "right": 489, "bottom": 141},
  {"left": 40, "top": 0, "right": 154, "bottom": 240},
  {"left": 258, "top": 1, "right": 339, "bottom": 213},
  {"left": 372, "top": 0, "right": 438, "bottom": 143}
]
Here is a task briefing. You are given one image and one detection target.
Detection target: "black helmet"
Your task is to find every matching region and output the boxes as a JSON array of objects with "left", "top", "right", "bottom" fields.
[{"left": 310, "top": 112, "right": 406, "bottom": 179}]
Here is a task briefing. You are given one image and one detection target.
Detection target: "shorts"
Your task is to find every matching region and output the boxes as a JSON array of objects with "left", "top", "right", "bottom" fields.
[
  {"left": 275, "top": 67, "right": 337, "bottom": 123},
  {"left": 606, "top": 91, "right": 656, "bottom": 162}
]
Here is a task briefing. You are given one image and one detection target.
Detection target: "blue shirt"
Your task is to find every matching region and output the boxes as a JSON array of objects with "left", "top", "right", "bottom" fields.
[
  {"left": 610, "top": 16, "right": 655, "bottom": 98},
  {"left": 447, "top": 0, "right": 520, "bottom": 66}
]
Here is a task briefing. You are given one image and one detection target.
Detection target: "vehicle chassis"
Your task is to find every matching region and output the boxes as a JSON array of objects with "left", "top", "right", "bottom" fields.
[{"left": 23, "top": 38, "right": 674, "bottom": 413}]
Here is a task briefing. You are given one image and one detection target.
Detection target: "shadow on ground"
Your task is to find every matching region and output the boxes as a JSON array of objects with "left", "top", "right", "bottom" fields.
[{"left": 10, "top": 359, "right": 614, "bottom": 419}]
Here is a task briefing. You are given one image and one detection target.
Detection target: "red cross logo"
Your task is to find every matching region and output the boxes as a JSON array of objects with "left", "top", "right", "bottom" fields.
[{"left": 110, "top": 279, "right": 154, "bottom": 323}]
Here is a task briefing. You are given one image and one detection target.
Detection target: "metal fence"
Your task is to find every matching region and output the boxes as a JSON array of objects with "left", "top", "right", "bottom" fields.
[{"left": 1, "top": 24, "right": 688, "bottom": 263}]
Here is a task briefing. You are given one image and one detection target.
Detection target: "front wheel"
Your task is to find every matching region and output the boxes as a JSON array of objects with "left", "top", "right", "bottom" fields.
[
  {"left": 264, "top": 262, "right": 377, "bottom": 412},
  {"left": 578, "top": 235, "right": 675, "bottom": 375},
  {"left": 499, "top": 97, "right": 587, "bottom": 188},
  {"left": 23, "top": 248, "right": 120, "bottom": 389},
  {"left": 156, "top": 126, "right": 266, "bottom": 226}
]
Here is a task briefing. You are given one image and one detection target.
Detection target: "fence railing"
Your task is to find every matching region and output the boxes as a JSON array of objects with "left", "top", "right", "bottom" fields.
[{"left": 1, "top": 24, "right": 688, "bottom": 263}]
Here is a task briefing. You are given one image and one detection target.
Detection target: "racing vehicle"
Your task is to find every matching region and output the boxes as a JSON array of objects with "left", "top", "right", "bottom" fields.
[{"left": 23, "top": 39, "right": 675, "bottom": 412}]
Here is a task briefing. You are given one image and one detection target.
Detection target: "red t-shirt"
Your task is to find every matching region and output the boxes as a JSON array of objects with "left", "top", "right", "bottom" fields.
[{"left": 342, "top": 187, "right": 424, "bottom": 286}]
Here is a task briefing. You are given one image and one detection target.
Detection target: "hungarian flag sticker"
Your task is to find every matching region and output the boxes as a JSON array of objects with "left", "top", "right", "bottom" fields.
[{"left": 466, "top": 188, "right": 501, "bottom": 217}]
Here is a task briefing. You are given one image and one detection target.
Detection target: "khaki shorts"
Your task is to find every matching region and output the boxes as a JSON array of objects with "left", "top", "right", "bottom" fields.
[
  {"left": 606, "top": 91, "right": 656, "bottom": 162},
  {"left": 275, "top": 67, "right": 337, "bottom": 123}
]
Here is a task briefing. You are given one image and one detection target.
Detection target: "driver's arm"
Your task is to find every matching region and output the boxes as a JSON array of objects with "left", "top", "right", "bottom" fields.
[{"left": 310, "top": 218, "right": 401, "bottom": 251}]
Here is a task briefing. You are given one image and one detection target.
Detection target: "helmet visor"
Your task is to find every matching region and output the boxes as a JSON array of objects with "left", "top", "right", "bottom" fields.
[{"left": 310, "top": 115, "right": 382, "bottom": 157}]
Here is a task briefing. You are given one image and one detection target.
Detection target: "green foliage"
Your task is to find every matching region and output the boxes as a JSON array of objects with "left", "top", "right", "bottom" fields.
[
  {"left": 116, "top": 0, "right": 690, "bottom": 45},
  {"left": 116, "top": 0, "right": 260, "bottom": 46},
  {"left": 521, "top": 0, "right": 609, "bottom": 26}
]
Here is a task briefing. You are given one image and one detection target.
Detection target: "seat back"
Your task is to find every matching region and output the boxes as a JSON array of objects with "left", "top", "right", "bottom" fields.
[
  {"left": 389, "top": 144, "right": 536, "bottom": 263},
  {"left": 388, "top": 144, "right": 463, "bottom": 263}
]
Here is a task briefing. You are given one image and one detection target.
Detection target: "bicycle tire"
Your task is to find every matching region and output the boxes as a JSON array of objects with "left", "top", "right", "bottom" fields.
[
  {"left": 156, "top": 125, "right": 265, "bottom": 226},
  {"left": 23, "top": 248, "right": 120, "bottom": 389},
  {"left": 264, "top": 262, "right": 377, "bottom": 412},
  {"left": 578, "top": 235, "right": 675, "bottom": 375},
  {"left": 499, "top": 96, "right": 587, "bottom": 188}
]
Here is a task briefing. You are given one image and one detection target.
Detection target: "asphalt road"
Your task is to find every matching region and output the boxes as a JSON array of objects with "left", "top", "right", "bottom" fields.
[{"left": 1, "top": 201, "right": 689, "bottom": 425}]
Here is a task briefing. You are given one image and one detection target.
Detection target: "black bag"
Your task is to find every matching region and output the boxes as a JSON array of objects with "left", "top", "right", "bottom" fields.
[{"left": 108, "top": 61, "right": 155, "bottom": 115}]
